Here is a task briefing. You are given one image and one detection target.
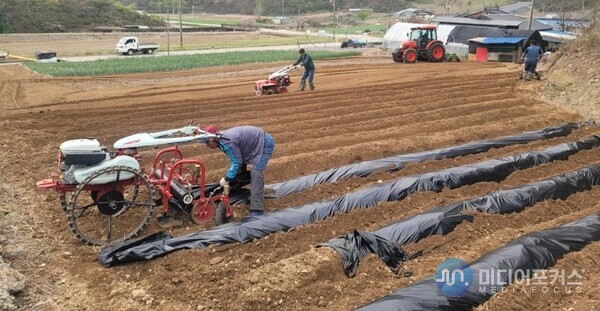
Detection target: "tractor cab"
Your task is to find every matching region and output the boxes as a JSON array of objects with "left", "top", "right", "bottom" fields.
[
  {"left": 409, "top": 26, "right": 438, "bottom": 51},
  {"left": 393, "top": 25, "right": 446, "bottom": 63}
]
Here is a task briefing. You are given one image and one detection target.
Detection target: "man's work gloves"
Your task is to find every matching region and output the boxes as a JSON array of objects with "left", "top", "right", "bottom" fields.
[{"left": 220, "top": 177, "right": 229, "bottom": 187}]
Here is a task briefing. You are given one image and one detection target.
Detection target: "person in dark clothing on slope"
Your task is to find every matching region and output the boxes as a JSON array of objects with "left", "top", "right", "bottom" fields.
[{"left": 292, "top": 48, "right": 316, "bottom": 91}]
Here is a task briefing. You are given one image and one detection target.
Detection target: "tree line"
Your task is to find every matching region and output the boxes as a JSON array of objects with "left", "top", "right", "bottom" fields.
[
  {"left": 0, "top": 0, "right": 163, "bottom": 33},
  {"left": 0, "top": 0, "right": 595, "bottom": 33},
  {"left": 113, "top": 0, "right": 418, "bottom": 15},
  {"left": 116, "top": 0, "right": 595, "bottom": 15}
]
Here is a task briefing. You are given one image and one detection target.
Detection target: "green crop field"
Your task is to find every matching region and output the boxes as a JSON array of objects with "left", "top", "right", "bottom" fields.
[{"left": 25, "top": 50, "right": 362, "bottom": 77}]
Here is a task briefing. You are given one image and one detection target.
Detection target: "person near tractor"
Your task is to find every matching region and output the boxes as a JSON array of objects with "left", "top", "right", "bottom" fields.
[
  {"left": 292, "top": 48, "right": 315, "bottom": 91},
  {"left": 521, "top": 40, "right": 543, "bottom": 81},
  {"left": 203, "top": 125, "right": 275, "bottom": 217},
  {"left": 419, "top": 30, "right": 429, "bottom": 49}
]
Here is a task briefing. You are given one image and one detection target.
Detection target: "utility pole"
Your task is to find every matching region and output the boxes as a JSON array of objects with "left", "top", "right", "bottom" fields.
[
  {"left": 255, "top": 0, "right": 262, "bottom": 19},
  {"left": 333, "top": 0, "right": 337, "bottom": 42},
  {"left": 167, "top": 5, "right": 170, "bottom": 56},
  {"left": 582, "top": 0, "right": 585, "bottom": 13},
  {"left": 178, "top": 0, "right": 183, "bottom": 50},
  {"left": 542, "top": 1, "right": 545, "bottom": 15},
  {"left": 527, "top": 0, "right": 534, "bottom": 30},
  {"left": 282, "top": 0, "right": 285, "bottom": 25},
  {"left": 445, "top": 0, "right": 449, "bottom": 15}
]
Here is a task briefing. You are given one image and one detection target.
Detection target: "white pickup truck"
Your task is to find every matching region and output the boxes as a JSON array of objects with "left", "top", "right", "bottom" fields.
[{"left": 116, "top": 37, "right": 159, "bottom": 55}]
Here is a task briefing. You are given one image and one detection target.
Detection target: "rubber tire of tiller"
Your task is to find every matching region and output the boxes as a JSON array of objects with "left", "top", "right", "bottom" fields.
[{"left": 214, "top": 202, "right": 229, "bottom": 226}]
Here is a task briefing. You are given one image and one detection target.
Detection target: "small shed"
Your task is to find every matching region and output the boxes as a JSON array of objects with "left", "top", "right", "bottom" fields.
[
  {"left": 499, "top": 2, "right": 531, "bottom": 15},
  {"left": 392, "top": 8, "right": 435, "bottom": 19},
  {"left": 456, "top": 8, "right": 508, "bottom": 18},
  {"left": 468, "top": 37, "right": 527, "bottom": 62},
  {"left": 539, "top": 30, "right": 576, "bottom": 51},
  {"left": 35, "top": 51, "right": 58, "bottom": 63},
  {"left": 431, "top": 16, "right": 523, "bottom": 29},
  {"left": 536, "top": 18, "right": 591, "bottom": 31},
  {"left": 448, "top": 26, "right": 545, "bottom": 52}
]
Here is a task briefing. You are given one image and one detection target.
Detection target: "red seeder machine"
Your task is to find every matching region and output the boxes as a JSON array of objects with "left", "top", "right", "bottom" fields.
[{"left": 37, "top": 125, "right": 249, "bottom": 246}]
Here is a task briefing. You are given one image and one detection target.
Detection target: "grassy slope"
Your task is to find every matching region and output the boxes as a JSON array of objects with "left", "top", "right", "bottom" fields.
[{"left": 542, "top": 24, "right": 600, "bottom": 120}]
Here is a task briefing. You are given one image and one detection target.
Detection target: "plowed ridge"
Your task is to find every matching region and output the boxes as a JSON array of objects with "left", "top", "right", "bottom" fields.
[{"left": 0, "top": 59, "right": 598, "bottom": 311}]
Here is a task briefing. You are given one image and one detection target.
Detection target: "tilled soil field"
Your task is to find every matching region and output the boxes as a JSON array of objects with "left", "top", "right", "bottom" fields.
[{"left": 0, "top": 57, "right": 598, "bottom": 311}]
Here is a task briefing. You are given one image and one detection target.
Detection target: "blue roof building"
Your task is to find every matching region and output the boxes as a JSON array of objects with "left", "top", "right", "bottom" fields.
[{"left": 468, "top": 36, "right": 530, "bottom": 62}]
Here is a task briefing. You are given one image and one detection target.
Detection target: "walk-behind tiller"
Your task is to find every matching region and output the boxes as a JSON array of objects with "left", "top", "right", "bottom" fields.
[
  {"left": 36, "top": 125, "right": 249, "bottom": 246},
  {"left": 254, "top": 65, "right": 296, "bottom": 96}
]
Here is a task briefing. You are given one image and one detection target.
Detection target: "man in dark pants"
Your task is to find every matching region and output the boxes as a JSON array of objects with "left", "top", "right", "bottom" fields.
[
  {"left": 292, "top": 48, "right": 315, "bottom": 91},
  {"left": 521, "top": 40, "right": 543, "bottom": 81},
  {"left": 203, "top": 125, "right": 275, "bottom": 217}
]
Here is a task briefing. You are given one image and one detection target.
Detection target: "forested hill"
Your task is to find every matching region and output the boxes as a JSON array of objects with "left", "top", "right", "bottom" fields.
[
  {"left": 0, "top": 0, "right": 592, "bottom": 33},
  {"left": 116, "top": 0, "right": 593, "bottom": 16},
  {"left": 0, "top": 0, "right": 164, "bottom": 33}
]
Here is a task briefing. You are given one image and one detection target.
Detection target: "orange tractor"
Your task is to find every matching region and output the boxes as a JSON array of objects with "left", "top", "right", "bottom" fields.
[{"left": 392, "top": 25, "right": 446, "bottom": 63}]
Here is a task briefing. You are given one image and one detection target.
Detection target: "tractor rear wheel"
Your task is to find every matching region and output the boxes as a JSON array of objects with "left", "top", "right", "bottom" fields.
[
  {"left": 67, "top": 166, "right": 155, "bottom": 246},
  {"left": 403, "top": 48, "right": 418, "bottom": 63},
  {"left": 427, "top": 42, "right": 446, "bottom": 62},
  {"left": 392, "top": 49, "right": 403, "bottom": 63}
]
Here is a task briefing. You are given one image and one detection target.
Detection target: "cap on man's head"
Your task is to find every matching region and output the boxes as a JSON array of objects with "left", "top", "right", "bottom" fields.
[
  {"left": 298, "top": 48, "right": 305, "bottom": 54},
  {"left": 199, "top": 125, "right": 219, "bottom": 144},
  {"left": 204, "top": 125, "right": 218, "bottom": 134}
]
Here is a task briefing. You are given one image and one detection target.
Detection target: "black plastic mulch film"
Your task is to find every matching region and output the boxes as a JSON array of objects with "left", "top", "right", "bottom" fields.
[
  {"left": 98, "top": 135, "right": 600, "bottom": 266},
  {"left": 265, "top": 121, "right": 593, "bottom": 197},
  {"left": 320, "top": 165, "right": 600, "bottom": 277},
  {"left": 357, "top": 212, "right": 600, "bottom": 311}
]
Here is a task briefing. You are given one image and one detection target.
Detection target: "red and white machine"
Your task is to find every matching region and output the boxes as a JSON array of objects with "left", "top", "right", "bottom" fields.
[
  {"left": 254, "top": 65, "right": 296, "bottom": 96},
  {"left": 36, "top": 124, "right": 248, "bottom": 246}
]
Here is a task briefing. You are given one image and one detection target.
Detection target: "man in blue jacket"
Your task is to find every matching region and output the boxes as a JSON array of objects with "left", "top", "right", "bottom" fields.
[
  {"left": 292, "top": 48, "right": 316, "bottom": 91},
  {"left": 204, "top": 125, "right": 275, "bottom": 217},
  {"left": 521, "top": 40, "right": 543, "bottom": 81}
]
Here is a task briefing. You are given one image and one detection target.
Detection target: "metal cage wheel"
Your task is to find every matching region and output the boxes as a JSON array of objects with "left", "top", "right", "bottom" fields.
[
  {"left": 59, "top": 191, "right": 71, "bottom": 213},
  {"left": 67, "top": 166, "right": 155, "bottom": 246}
]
